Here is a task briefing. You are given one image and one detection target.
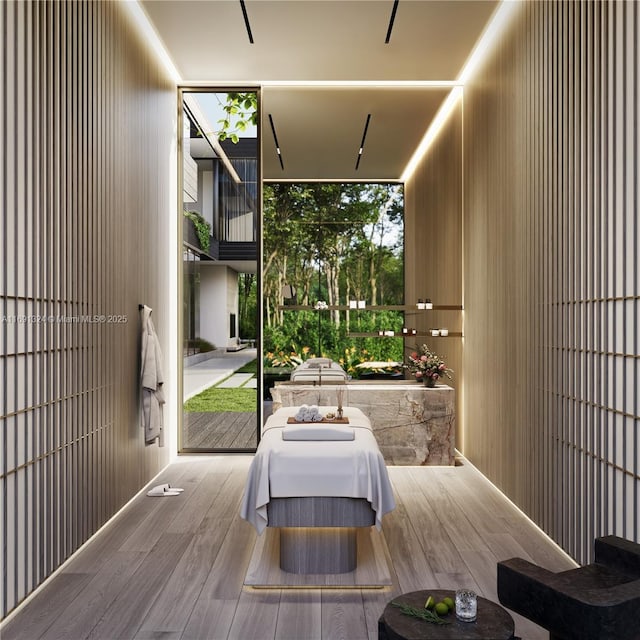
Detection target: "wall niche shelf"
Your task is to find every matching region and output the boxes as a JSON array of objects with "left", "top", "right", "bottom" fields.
[{"left": 277, "top": 304, "right": 463, "bottom": 312}]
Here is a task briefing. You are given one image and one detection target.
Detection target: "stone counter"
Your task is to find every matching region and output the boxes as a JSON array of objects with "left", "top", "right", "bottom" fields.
[{"left": 270, "top": 382, "right": 455, "bottom": 465}]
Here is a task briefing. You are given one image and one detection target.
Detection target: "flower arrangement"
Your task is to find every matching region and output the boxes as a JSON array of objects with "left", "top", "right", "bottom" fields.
[{"left": 406, "top": 344, "right": 453, "bottom": 386}]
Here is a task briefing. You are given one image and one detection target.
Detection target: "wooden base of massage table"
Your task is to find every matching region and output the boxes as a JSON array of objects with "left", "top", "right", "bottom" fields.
[
  {"left": 279, "top": 527, "right": 357, "bottom": 573},
  {"left": 267, "top": 497, "right": 376, "bottom": 574}
]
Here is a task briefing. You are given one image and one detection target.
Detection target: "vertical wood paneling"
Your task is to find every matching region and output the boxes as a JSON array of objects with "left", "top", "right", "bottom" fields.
[
  {"left": 405, "top": 100, "right": 463, "bottom": 441},
  {"left": 459, "top": 0, "right": 639, "bottom": 564},
  {"left": 0, "top": 0, "right": 175, "bottom": 619}
]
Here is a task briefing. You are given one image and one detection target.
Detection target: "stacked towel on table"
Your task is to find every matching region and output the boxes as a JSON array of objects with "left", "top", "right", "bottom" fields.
[{"left": 294, "top": 404, "right": 323, "bottom": 422}]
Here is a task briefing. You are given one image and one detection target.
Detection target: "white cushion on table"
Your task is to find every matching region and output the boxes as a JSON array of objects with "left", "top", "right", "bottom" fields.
[{"left": 282, "top": 424, "right": 354, "bottom": 441}]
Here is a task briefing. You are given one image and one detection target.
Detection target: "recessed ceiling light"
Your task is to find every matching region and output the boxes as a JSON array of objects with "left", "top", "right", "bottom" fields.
[
  {"left": 239, "top": 0, "right": 254, "bottom": 44},
  {"left": 268, "top": 114, "right": 284, "bottom": 170},
  {"left": 355, "top": 114, "right": 371, "bottom": 171},
  {"left": 385, "top": 0, "right": 400, "bottom": 44}
]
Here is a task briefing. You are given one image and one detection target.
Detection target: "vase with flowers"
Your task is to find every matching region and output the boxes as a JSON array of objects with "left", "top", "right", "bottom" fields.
[{"left": 405, "top": 344, "right": 453, "bottom": 387}]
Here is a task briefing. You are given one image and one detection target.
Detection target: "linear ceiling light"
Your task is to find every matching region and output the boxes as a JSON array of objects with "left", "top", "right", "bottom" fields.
[
  {"left": 385, "top": 0, "right": 400, "bottom": 44},
  {"left": 400, "top": 0, "right": 522, "bottom": 182},
  {"left": 268, "top": 114, "right": 284, "bottom": 170},
  {"left": 355, "top": 114, "right": 372, "bottom": 171},
  {"left": 239, "top": 0, "right": 255, "bottom": 43}
]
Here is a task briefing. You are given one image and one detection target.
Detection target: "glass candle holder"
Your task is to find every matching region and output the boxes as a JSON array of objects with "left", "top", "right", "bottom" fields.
[{"left": 455, "top": 589, "right": 477, "bottom": 622}]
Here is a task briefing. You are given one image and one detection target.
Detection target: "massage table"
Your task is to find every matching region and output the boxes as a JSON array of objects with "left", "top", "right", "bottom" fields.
[{"left": 240, "top": 406, "right": 395, "bottom": 574}]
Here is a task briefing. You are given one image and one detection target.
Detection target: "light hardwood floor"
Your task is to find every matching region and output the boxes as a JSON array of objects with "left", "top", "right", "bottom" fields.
[
  {"left": 183, "top": 412, "right": 258, "bottom": 449},
  {"left": 1, "top": 456, "right": 576, "bottom": 640}
]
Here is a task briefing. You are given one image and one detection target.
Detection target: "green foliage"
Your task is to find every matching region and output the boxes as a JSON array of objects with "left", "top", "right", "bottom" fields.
[
  {"left": 217, "top": 92, "right": 258, "bottom": 143},
  {"left": 184, "top": 210, "right": 211, "bottom": 253},
  {"left": 335, "top": 345, "right": 375, "bottom": 378},
  {"left": 185, "top": 337, "right": 216, "bottom": 353},
  {"left": 391, "top": 601, "right": 450, "bottom": 626},
  {"left": 184, "top": 387, "right": 256, "bottom": 412},
  {"left": 264, "top": 344, "right": 313, "bottom": 368},
  {"left": 237, "top": 359, "right": 258, "bottom": 374},
  {"left": 263, "top": 309, "right": 404, "bottom": 367},
  {"left": 238, "top": 273, "right": 257, "bottom": 339},
  {"left": 262, "top": 182, "right": 405, "bottom": 373}
]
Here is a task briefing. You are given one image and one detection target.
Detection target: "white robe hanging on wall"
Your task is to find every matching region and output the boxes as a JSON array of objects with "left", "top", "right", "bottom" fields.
[{"left": 140, "top": 305, "right": 165, "bottom": 446}]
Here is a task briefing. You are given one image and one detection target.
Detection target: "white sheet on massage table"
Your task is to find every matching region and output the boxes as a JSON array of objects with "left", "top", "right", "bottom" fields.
[{"left": 240, "top": 406, "right": 396, "bottom": 534}]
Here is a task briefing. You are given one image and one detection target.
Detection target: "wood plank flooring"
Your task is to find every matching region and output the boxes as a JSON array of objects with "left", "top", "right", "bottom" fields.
[
  {"left": 1, "top": 456, "right": 577, "bottom": 640},
  {"left": 183, "top": 412, "right": 258, "bottom": 449}
]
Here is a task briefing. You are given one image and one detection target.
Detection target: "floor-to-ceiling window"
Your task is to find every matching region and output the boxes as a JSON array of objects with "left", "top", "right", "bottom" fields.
[
  {"left": 180, "top": 90, "right": 260, "bottom": 452},
  {"left": 262, "top": 183, "right": 405, "bottom": 400}
]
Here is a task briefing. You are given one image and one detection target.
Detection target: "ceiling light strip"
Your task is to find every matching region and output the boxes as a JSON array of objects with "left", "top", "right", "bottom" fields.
[
  {"left": 239, "top": 0, "right": 254, "bottom": 44},
  {"left": 258, "top": 80, "right": 460, "bottom": 88},
  {"left": 385, "top": 0, "right": 399, "bottom": 44},
  {"left": 400, "top": 0, "right": 523, "bottom": 182},
  {"left": 125, "top": 2, "right": 182, "bottom": 83},
  {"left": 268, "top": 114, "right": 284, "bottom": 170},
  {"left": 355, "top": 114, "right": 371, "bottom": 171},
  {"left": 399, "top": 87, "right": 462, "bottom": 183},
  {"left": 457, "top": 0, "right": 522, "bottom": 84}
]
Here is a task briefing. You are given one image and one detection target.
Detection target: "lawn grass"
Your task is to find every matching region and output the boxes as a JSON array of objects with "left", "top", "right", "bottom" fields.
[
  {"left": 237, "top": 359, "right": 257, "bottom": 374},
  {"left": 184, "top": 387, "right": 257, "bottom": 412},
  {"left": 184, "top": 360, "right": 258, "bottom": 413}
]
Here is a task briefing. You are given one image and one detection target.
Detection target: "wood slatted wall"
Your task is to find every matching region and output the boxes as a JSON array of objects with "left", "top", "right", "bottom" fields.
[
  {"left": 0, "top": 0, "right": 175, "bottom": 618},
  {"left": 462, "top": 0, "right": 639, "bottom": 563},
  {"left": 405, "top": 99, "right": 463, "bottom": 442}
]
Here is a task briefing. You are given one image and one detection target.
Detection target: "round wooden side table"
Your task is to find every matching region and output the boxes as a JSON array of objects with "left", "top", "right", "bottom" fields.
[{"left": 378, "top": 589, "right": 516, "bottom": 640}]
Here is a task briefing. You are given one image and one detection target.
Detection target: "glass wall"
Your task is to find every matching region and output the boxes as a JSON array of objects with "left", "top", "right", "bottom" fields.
[
  {"left": 180, "top": 90, "right": 259, "bottom": 452},
  {"left": 262, "top": 183, "right": 404, "bottom": 398}
]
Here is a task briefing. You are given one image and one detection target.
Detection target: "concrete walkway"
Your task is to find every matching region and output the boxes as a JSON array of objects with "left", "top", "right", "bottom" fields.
[{"left": 183, "top": 348, "right": 257, "bottom": 401}]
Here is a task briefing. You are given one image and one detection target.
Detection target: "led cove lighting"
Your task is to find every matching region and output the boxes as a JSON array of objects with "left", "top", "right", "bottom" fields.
[
  {"left": 400, "top": 0, "right": 523, "bottom": 182},
  {"left": 259, "top": 80, "right": 460, "bottom": 88},
  {"left": 125, "top": 2, "right": 182, "bottom": 84},
  {"left": 399, "top": 87, "right": 462, "bottom": 183},
  {"left": 458, "top": 0, "right": 522, "bottom": 85}
]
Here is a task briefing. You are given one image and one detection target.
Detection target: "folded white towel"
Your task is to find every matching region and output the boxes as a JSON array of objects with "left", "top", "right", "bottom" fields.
[
  {"left": 282, "top": 424, "right": 355, "bottom": 441},
  {"left": 295, "top": 404, "right": 323, "bottom": 422}
]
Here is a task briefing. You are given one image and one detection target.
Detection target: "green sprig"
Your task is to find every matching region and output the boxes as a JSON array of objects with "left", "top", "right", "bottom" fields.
[{"left": 391, "top": 601, "right": 451, "bottom": 625}]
